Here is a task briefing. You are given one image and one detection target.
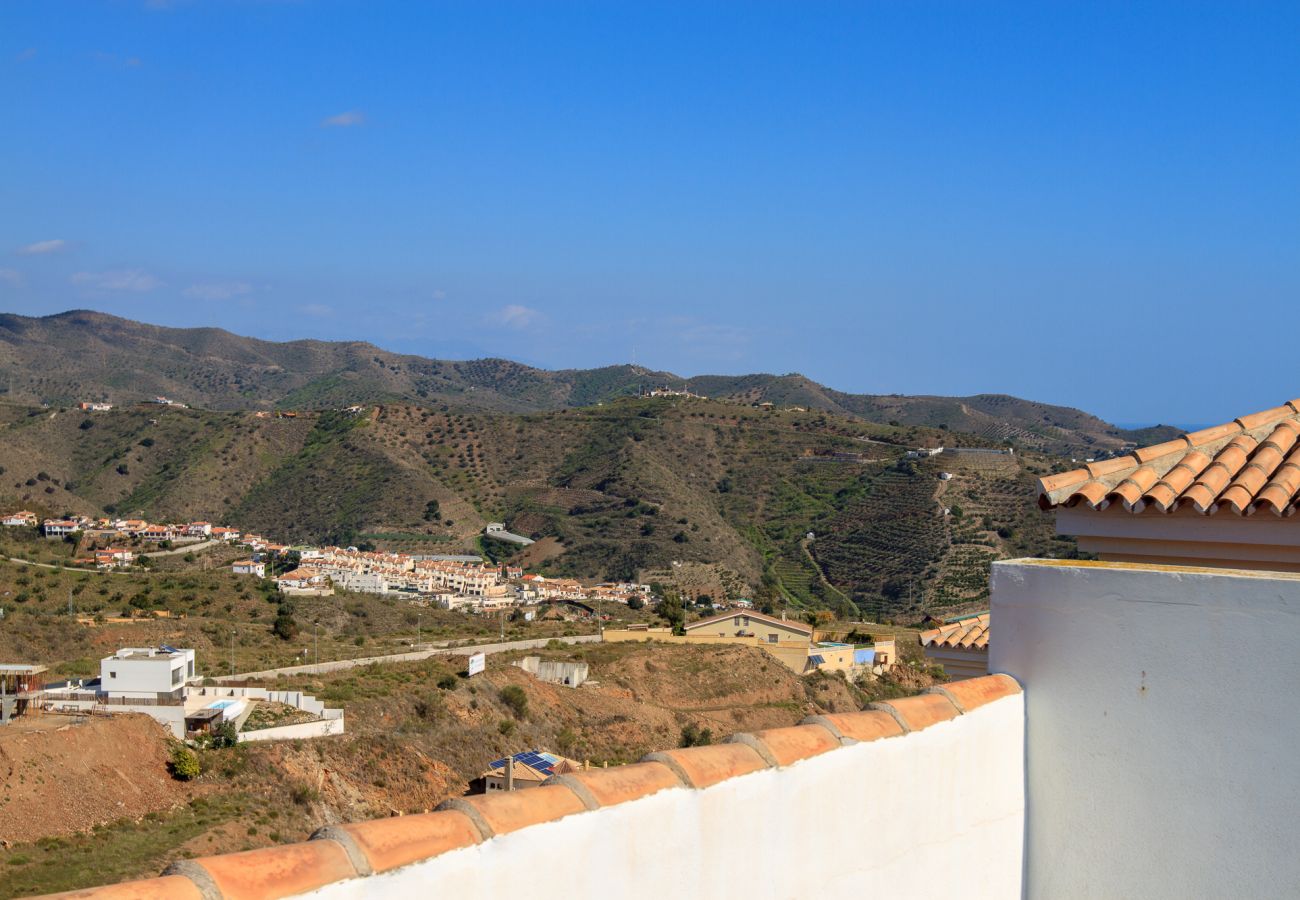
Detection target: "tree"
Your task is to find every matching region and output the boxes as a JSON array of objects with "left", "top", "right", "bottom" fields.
[
  {"left": 271, "top": 612, "right": 298, "bottom": 641},
  {"left": 627, "top": 595, "right": 645, "bottom": 611},
  {"left": 169, "top": 743, "right": 200, "bottom": 781},
  {"left": 499, "top": 685, "right": 529, "bottom": 718},
  {"left": 656, "top": 590, "right": 686, "bottom": 635}
]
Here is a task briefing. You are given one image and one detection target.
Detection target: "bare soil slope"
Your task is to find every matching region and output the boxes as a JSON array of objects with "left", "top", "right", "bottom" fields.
[{"left": 0, "top": 714, "right": 187, "bottom": 842}]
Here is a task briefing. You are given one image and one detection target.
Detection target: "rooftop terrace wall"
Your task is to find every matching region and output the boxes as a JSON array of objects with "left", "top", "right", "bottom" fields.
[
  {"left": 992, "top": 558, "right": 1300, "bottom": 899},
  {"left": 43, "top": 676, "right": 1023, "bottom": 900}
]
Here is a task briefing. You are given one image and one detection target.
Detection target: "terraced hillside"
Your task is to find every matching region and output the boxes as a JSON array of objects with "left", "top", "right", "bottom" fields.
[{"left": 0, "top": 395, "right": 1074, "bottom": 620}]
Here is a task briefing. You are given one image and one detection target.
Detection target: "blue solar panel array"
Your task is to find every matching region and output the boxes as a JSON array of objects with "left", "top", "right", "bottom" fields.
[{"left": 489, "top": 749, "right": 562, "bottom": 775}]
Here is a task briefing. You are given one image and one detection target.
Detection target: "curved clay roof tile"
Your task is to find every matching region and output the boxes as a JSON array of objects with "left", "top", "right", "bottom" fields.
[
  {"left": 1252, "top": 457, "right": 1300, "bottom": 517},
  {"left": 1066, "top": 481, "right": 1110, "bottom": 509},
  {"left": 1147, "top": 454, "right": 1206, "bottom": 509},
  {"left": 1107, "top": 466, "right": 1160, "bottom": 510},
  {"left": 1235, "top": 406, "right": 1296, "bottom": 431}
]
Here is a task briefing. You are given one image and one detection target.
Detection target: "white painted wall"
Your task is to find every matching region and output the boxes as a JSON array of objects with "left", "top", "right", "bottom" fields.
[
  {"left": 302, "top": 694, "right": 1024, "bottom": 900},
  {"left": 237, "top": 711, "right": 344, "bottom": 743},
  {"left": 100, "top": 650, "right": 191, "bottom": 698},
  {"left": 991, "top": 559, "right": 1300, "bottom": 899}
]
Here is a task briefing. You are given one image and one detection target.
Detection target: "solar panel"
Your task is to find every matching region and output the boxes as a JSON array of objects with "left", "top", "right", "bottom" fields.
[{"left": 490, "top": 749, "right": 557, "bottom": 773}]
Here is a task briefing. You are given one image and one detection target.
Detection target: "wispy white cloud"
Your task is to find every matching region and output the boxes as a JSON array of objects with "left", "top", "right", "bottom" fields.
[
  {"left": 16, "top": 239, "right": 65, "bottom": 256},
  {"left": 15, "top": 48, "right": 36, "bottom": 63},
  {"left": 321, "top": 110, "right": 366, "bottom": 128},
  {"left": 432, "top": 289, "right": 447, "bottom": 301},
  {"left": 91, "top": 51, "right": 143, "bottom": 68},
  {"left": 490, "top": 304, "right": 543, "bottom": 330},
  {"left": 70, "top": 269, "right": 161, "bottom": 292},
  {"left": 0, "top": 269, "right": 23, "bottom": 287},
  {"left": 298, "top": 303, "right": 334, "bottom": 318},
  {"left": 183, "top": 281, "right": 253, "bottom": 301}
]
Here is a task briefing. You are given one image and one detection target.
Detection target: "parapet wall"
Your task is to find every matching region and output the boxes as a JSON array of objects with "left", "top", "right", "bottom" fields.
[
  {"left": 42, "top": 675, "right": 1024, "bottom": 900},
  {"left": 993, "top": 559, "right": 1300, "bottom": 899}
]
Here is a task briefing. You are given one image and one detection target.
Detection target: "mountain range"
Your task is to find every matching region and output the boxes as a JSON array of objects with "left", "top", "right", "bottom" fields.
[{"left": 0, "top": 310, "right": 1165, "bottom": 455}]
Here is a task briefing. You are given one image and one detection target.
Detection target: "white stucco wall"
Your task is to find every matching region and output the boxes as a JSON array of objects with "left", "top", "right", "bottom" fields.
[
  {"left": 302, "top": 693, "right": 1024, "bottom": 900},
  {"left": 100, "top": 653, "right": 188, "bottom": 697},
  {"left": 991, "top": 559, "right": 1300, "bottom": 899},
  {"left": 237, "top": 711, "right": 344, "bottom": 742}
]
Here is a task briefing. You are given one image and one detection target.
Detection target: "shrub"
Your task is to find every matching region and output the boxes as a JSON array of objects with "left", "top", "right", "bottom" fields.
[
  {"left": 210, "top": 721, "right": 238, "bottom": 749},
  {"left": 680, "top": 723, "right": 713, "bottom": 748},
  {"left": 498, "top": 719, "right": 516, "bottom": 736},
  {"left": 556, "top": 727, "right": 577, "bottom": 754},
  {"left": 271, "top": 613, "right": 298, "bottom": 641},
  {"left": 169, "top": 743, "right": 200, "bottom": 781},
  {"left": 499, "top": 685, "right": 528, "bottom": 718},
  {"left": 436, "top": 673, "right": 457, "bottom": 690}
]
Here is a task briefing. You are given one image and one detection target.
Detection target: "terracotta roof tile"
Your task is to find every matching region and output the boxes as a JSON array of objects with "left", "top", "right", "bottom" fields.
[
  {"left": 176, "top": 839, "right": 356, "bottom": 900},
  {"left": 920, "top": 613, "right": 990, "bottom": 649},
  {"left": 811, "top": 710, "right": 906, "bottom": 743},
  {"left": 1038, "top": 402, "right": 1300, "bottom": 516},
  {"left": 642, "top": 743, "right": 770, "bottom": 788},
  {"left": 323, "top": 809, "right": 481, "bottom": 874},
  {"left": 871, "top": 693, "right": 961, "bottom": 731},
  {"left": 441, "top": 782, "right": 588, "bottom": 835},
  {"left": 928, "top": 673, "right": 1021, "bottom": 712},
  {"left": 547, "top": 761, "right": 683, "bottom": 807},
  {"left": 737, "top": 724, "right": 840, "bottom": 766}
]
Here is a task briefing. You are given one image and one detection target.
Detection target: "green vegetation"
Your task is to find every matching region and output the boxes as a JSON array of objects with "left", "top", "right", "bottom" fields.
[
  {"left": 498, "top": 684, "right": 528, "bottom": 718},
  {"left": 0, "top": 376, "right": 1080, "bottom": 625},
  {"left": 168, "top": 743, "right": 201, "bottom": 780},
  {"left": 0, "top": 797, "right": 247, "bottom": 900},
  {"left": 679, "top": 722, "right": 714, "bottom": 747}
]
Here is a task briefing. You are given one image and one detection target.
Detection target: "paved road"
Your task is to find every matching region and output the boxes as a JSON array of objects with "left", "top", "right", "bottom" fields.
[{"left": 215, "top": 633, "right": 603, "bottom": 682}]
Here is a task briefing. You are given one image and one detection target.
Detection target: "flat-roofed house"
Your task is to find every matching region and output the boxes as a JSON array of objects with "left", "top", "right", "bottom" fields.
[{"left": 100, "top": 647, "right": 196, "bottom": 702}]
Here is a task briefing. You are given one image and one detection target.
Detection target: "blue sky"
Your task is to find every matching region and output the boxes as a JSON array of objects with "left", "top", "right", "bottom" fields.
[{"left": 2, "top": 1, "right": 1297, "bottom": 425}]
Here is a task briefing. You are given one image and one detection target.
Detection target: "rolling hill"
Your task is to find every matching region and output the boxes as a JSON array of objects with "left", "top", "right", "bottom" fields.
[
  {"left": 0, "top": 395, "right": 1080, "bottom": 621},
  {"left": 0, "top": 310, "right": 1163, "bottom": 455}
]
